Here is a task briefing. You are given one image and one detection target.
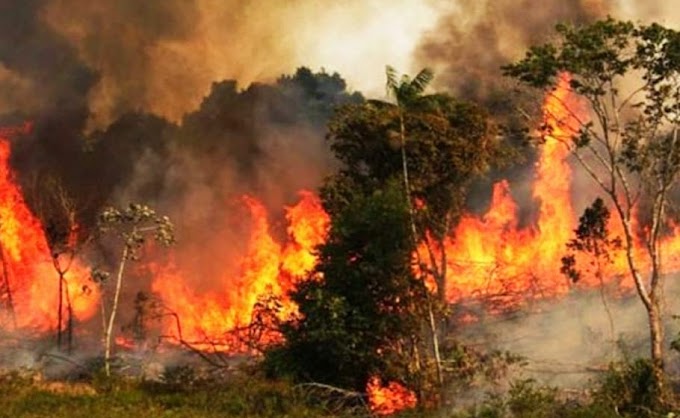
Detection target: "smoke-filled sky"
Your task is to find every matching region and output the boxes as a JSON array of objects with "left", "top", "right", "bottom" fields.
[
  {"left": 0, "top": 0, "right": 677, "bottom": 131},
  {"left": 34, "top": 0, "right": 441, "bottom": 130}
]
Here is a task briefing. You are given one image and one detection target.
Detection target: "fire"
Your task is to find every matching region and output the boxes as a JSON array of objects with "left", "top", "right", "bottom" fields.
[
  {"left": 366, "top": 376, "right": 417, "bottom": 415},
  {"left": 152, "top": 190, "right": 329, "bottom": 349},
  {"left": 150, "top": 74, "right": 644, "bottom": 349},
  {"left": 281, "top": 190, "right": 330, "bottom": 277},
  {"left": 432, "top": 75, "right": 583, "bottom": 308},
  {"left": 0, "top": 128, "right": 97, "bottom": 331},
  {"left": 438, "top": 74, "right": 680, "bottom": 309}
]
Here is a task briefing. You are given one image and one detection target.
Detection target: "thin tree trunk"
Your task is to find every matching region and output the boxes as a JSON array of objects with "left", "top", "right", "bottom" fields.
[
  {"left": 399, "top": 112, "right": 419, "bottom": 249},
  {"left": 427, "top": 297, "right": 443, "bottom": 385},
  {"left": 398, "top": 109, "right": 444, "bottom": 387},
  {"left": 104, "top": 244, "right": 129, "bottom": 377},
  {"left": 64, "top": 282, "right": 73, "bottom": 354},
  {"left": 0, "top": 242, "right": 16, "bottom": 328},
  {"left": 648, "top": 294, "right": 665, "bottom": 396},
  {"left": 57, "top": 270, "right": 64, "bottom": 350}
]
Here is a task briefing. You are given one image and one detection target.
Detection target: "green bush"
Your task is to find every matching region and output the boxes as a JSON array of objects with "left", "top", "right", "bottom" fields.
[{"left": 594, "top": 358, "right": 667, "bottom": 417}]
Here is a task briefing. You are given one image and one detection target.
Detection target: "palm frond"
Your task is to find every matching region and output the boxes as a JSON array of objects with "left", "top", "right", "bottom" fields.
[
  {"left": 410, "top": 68, "right": 434, "bottom": 94},
  {"left": 385, "top": 65, "right": 399, "bottom": 95}
]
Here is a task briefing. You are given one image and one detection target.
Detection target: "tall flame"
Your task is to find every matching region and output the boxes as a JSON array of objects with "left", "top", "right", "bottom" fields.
[
  {"left": 152, "top": 190, "right": 329, "bottom": 348},
  {"left": 0, "top": 129, "right": 97, "bottom": 331},
  {"left": 439, "top": 75, "right": 582, "bottom": 307}
]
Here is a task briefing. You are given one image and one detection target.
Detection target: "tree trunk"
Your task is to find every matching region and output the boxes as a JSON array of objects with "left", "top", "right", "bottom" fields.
[
  {"left": 64, "top": 283, "right": 74, "bottom": 354},
  {"left": 398, "top": 109, "right": 444, "bottom": 388},
  {"left": 57, "top": 271, "right": 64, "bottom": 350},
  {"left": 617, "top": 211, "right": 666, "bottom": 396},
  {"left": 104, "top": 244, "right": 129, "bottom": 377},
  {"left": 0, "top": 242, "right": 16, "bottom": 328},
  {"left": 647, "top": 296, "right": 665, "bottom": 396},
  {"left": 427, "top": 298, "right": 443, "bottom": 386}
]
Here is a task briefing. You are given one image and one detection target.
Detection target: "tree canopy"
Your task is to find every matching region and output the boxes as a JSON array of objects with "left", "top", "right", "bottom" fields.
[{"left": 266, "top": 184, "right": 426, "bottom": 392}]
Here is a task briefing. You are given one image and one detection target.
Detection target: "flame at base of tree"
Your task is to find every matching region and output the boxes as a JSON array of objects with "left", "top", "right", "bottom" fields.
[{"left": 366, "top": 377, "right": 417, "bottom": 415}]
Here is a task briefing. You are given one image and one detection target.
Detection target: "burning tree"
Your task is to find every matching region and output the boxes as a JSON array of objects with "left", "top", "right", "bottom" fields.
[
  {"left": 28, "top": 174, "right": 90, "bottom": 353},
  {"left": 94, "top": 204, "right": 175, "bottom": 376},
  {"left": 268, "top": 68, "right": 507, "bottom": 405},
  {"left": 324, "top": 68, "right": 503, "bottom": 303},
  {"left": 504, "top": 18, "right": 680, "bottom": 397},
  {"left": 267, "top": 184, "right": 428, "bottom": 396}
]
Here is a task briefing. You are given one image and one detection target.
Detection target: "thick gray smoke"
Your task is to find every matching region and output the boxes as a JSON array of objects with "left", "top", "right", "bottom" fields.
[
  {"left": 415, "top": 0, "right": 611, "bottom": 102},
  {"left": 0, "top": 0, "right": 96, "bottom": 120}
]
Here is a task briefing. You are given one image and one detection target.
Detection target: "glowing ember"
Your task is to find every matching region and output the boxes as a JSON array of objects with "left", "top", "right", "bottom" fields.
[
  {"left": 0, "top": 128, "right": 97, "bottom": 331},
  {"left": 366, "top": 376, "right": 417, "bottom": 415}
]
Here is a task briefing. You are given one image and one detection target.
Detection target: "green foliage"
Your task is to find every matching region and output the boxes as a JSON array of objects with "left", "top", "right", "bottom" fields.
[
  {"left": 0, "top": 373, "right": 349, "bottom": 418},
  {"left": 594, "top": 359, "right": 667, "bottom": 417},
  {"left": 324, "top": 92, "right": 501, "bottom": 236},
  {"left": 451, "top": 379, "right": 620, "bottom": 418},
  {"left": 266, "top": 184, "right": 427, "bottom": 392},
  {"left": 385, "top": 65, "right": 434, "bottom": 107},
  {"left": 560, "top": 198, "right": 621, "bottom": 283}
]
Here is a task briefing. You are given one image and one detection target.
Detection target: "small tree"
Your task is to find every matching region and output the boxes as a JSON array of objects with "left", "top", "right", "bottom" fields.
[
  {"left": 95, "top": 203, "right": 174, "bottom": 376},
  {"left": 561, "top": 198, "right": 621, "bottom": 351},
  {"left": 266, "top": 184, "right": 430, "bottom": 394},
  {"left": 504, "top": 18, "right": 680, "bottom": 395},
  {"left": 29, "top": 174, "right": 86, "bottom": 352}
]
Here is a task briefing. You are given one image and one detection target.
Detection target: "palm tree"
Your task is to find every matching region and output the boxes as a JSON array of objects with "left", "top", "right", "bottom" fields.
[
  {"left": 382, "top": 66, "right": 443, "bottom": 386},
  {"left": 384, "top": 66, "right": 434, "bottom": 232}
]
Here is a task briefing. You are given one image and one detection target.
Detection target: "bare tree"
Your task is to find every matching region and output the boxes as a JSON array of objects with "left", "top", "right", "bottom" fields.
[
  {"left": 94, "top": 203, "right": 174, "bottom": 376},
  {"left": 27, "top": 174, "right": 88, "bottom": 352}
]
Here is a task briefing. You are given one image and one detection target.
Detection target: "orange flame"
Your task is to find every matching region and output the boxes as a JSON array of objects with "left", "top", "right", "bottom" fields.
[
  {"left": 437, "top": 75, "right": 594, "bottom": 308},
  {"left": 366, "top": 376, "right": 417, "bottom": 415},
  {"left": 152, "top": 190, "right": 329, "bottom": 349},
  {"left": 0, "top": 129, "right": 97, "bottom": 331}
]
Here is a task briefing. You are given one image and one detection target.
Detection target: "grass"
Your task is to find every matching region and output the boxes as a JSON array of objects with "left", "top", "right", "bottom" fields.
[
  {"left": 1, "top": 358, "right": 677, "bottom": 418},
  {"left": 0, "top": 371, "right": 362, "bottom": 418}
]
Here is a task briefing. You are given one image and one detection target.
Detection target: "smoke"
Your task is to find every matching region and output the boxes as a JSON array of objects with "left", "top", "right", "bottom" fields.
[
  {"left": 1, "top": 0, "right": 680, "bottom": 387},
  {"left": 454, "top": 278, "right": 680, "bottom": 390},
  {"left": 415, "top": 0, "right": 612, "bottom": 102},
  {"left": 17, "top": 0, "right": 438, "bottom": 131}
]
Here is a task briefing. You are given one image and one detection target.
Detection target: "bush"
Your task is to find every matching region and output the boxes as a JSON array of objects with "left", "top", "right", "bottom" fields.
[{"left": 594, "top": 358, "right": 667, "bottom": 417}]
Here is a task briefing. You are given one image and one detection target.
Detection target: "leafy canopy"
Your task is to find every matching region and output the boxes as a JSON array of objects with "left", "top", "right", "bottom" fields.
[{"left": 266, "top": 184, "right": 427, "bottom": 391}]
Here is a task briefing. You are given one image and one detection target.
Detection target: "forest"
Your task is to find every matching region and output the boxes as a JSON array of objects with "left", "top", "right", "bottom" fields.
[{"left": 2, "top": 1, "right": 680, "bottom": 417}]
